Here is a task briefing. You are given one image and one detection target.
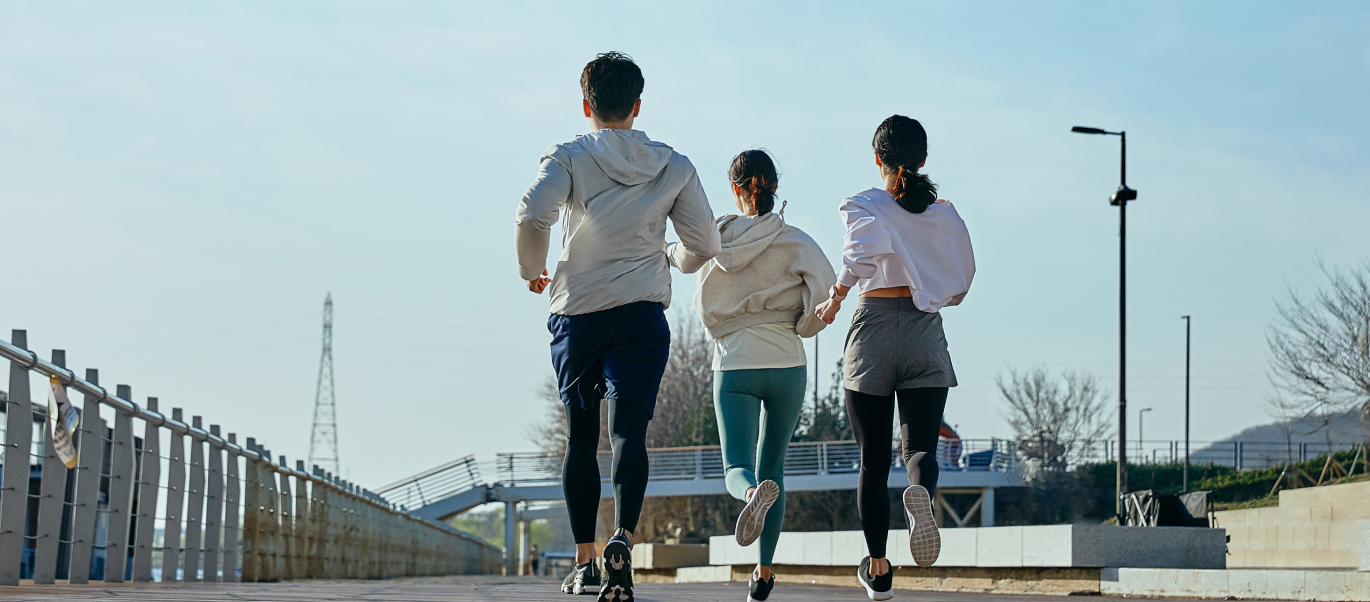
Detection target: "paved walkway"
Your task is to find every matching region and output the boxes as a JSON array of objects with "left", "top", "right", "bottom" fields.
[{"left": 0, "top": 576, "right": 1219, "bottom": 602}]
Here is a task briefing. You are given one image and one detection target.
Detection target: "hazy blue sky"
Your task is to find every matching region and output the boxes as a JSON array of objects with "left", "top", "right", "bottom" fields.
[{"left": 2, "top": 2, "right": 1367, "bottom": 487}]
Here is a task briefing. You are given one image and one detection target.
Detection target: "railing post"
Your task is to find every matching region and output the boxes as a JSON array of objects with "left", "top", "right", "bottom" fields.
[
  {"left": 261, "top": 449, "right": 280, "bottom": 582},
  {"left": 102, "top": 385, "right": 137, "bottom": 582},
  {"left": 33, "top": 349, "right": 70, "bottom": 584},
  {"left": 131, "top": 397, "right": 162, "bottom": 582},
  {"left": 819, "top": 442, "right": 828, "bottom": 475},
  {"left": 183, "top": 417, "right": 206, "bottom": 581},
  {"left": 0, "top": 330, "right": 34, "bottom": 585},
  {"left": 203, "top": 425, "right": 224, "bottom": 582},
  {"left": 293, "top": 461, "right": 308, "bottom": 579},
  {"left": 276, "top": 456, "right": 294, "bottom": 581},
  {"left": 307, "top": 467, "right": 326, "bottom": 579},
  {"left": 67, "top": 368, "right": 104, "bottom": 584},
  {"left": 160, "top": 409, "right": 187, "bottom": 582},
  {"left": 221, "top": 434, "right": 241, "bottom": 583},
  {"left": 240, "top": 439, "right": 260, "bottom": 582}
]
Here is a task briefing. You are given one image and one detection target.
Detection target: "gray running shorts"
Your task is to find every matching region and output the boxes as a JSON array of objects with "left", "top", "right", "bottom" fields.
[{"left": 842, "top": 297, "right": 957, "bottom": 395}]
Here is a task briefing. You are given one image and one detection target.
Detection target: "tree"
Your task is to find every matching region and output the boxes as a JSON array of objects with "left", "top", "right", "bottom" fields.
[
  {"left": 997, "top": 367, "right": 1111, "bottom": 473},
  {"left": 794, "top": 360, "right": 852, "bottom": 443},
  {"left": 1267, "top": 260, "right": 1370, "bottom": 425}
]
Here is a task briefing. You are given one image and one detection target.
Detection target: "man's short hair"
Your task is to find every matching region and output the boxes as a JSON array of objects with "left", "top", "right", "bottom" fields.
[{"left": 580, "top": 52, "right": 644, "bottom": 123}]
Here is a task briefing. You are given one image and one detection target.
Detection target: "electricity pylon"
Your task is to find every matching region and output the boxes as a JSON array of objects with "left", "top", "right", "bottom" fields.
[{"left": 309, "top": 293, "right": 339, "bottom": 475}]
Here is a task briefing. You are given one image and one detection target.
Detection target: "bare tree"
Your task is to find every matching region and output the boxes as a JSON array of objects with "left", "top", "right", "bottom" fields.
[
  {"left": 1268, "top": 260, "right": 1370, "bottom": 423},
  {"left": 997, "top": 367, "right": 1111, "bottom": 471},
  {"left": 648, "top": 316, "right": 717, "bottom": 447}
]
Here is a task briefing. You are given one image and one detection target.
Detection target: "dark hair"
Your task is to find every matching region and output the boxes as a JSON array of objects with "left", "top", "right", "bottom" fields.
[
  {"left": 728, "top": 150, "right": 779, "bottom": 215},
  {"left": 580, "top": 52, "right": 644, "bottom": 123},
  {"left": 873, "top": 115, "right": 938, "bottom": 213}
]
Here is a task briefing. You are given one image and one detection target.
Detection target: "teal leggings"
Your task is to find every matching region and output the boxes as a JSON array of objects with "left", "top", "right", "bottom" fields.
[{"left": 712, "top": 366, "right": 808, "bottom": 567}]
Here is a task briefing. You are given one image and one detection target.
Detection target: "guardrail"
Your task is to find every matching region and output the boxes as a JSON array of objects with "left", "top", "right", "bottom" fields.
[
  {"left": 375, "top": 455, "right": 484, "bottom": 511},
  {"left": 0, "top": 330, "right": 501, "bottom": 585},
  {"left": 1057, "top": 439, "right": 1363, "bottom": 471},
  {"left": 494, "top": 438, "right": 1018, "bottom": 486}
]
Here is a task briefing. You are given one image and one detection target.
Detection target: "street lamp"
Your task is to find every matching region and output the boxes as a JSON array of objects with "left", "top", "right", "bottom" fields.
[
  {"left": 1072, "top": 125, "right": 1138, "bottom": 518},
  {"left": 1181, "top": 315, "right": 1191, "bottom": 492},
  {"left": 1138, "top": 407, "right": 1153, "bottom": 462}
]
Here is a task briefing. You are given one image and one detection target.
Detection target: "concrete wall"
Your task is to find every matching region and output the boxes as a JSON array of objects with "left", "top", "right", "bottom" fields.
[
  {"left": 1216, "top": 480, "right": 1370, "bottom": 569},
  {"left": 1102, "top": 567, "right": 1370, "bottom": 601},
  {"left": 709, "top": 525, "right": 1225, "bottom": 569}
]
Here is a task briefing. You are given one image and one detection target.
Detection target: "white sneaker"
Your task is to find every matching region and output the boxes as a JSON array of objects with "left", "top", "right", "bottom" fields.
[
  {"left": 903, "top": 485, "right": 940, "bottom": 568},
  {"left": 736, "top": 480, "right": 779, "bottom": 546}
]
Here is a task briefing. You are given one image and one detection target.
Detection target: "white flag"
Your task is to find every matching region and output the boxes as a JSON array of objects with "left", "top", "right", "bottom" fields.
[{"left": 47, "top": 376, "right": 80, "bottom": 469}]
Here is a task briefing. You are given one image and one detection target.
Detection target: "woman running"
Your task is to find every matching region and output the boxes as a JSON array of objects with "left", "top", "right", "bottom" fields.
[
  {"left": 669, "top": 150, "right": 835, "bottom": 602},
  {"left": 815, "top": 116, "right": 975, "bottom": 601}
]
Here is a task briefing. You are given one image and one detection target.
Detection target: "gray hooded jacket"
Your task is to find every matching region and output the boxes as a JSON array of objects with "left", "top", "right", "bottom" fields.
[
  {"left": 515, "top": 129, "right": 721, "bottom": 315},
  {"left": 669, "top": 212, "right": 836, "bottom": 340}
]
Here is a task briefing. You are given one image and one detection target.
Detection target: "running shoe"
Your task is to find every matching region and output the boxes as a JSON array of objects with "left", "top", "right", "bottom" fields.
[
  {"left": 748, "top": 572, "right": 776, "bottom": 601},
  {"left": 561, "top": 561, "right": 600, "bottom": 595},
  {"left": 903, "top": 484, "right": 940, "bottom": 568},
  {"left": 598, "top": 536, "right": 634, "bottom": 602},
  {"left": 857, "top": 556, "right": 894, "bottom": 601},
  {"left": 736, "top": 479, "right": 780, "bottom": 546}
]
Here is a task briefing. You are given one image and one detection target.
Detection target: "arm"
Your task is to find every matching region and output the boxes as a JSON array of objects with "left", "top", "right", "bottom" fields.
[
  {"left": 514, "top": 152, "right": 572, "bottom": 293},
  {"left": 667, "top": 169, "right": 722, "bottom": 261},
  {"left": 795, "top": 244, "right": 838, "bottom": 338},
  {"left": 666, "top": 241, "right": 711, "bottom": 274},
  {"left": 815, "top": 198, "right": 891, "bottom": 323}
]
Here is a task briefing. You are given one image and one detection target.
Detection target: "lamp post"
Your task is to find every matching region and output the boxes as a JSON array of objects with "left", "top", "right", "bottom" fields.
[
  {"left": 1072, "top": 126, "right": 1138, "bottom": 517},
  {"left": 1181, "top": 315, "right": 1191, "bottom": 492},
  {"left": 1139, "top": 407, "right": 1153, "bottom": 462}
]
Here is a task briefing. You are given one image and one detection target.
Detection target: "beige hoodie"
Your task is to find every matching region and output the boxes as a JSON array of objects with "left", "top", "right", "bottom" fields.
[{"left": 668, "top": 212, "right": 836, "bottom": 340}]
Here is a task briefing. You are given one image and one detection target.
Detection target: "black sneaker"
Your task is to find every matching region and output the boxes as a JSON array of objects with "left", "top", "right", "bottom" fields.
[
  {"left": 857, "top": 556, "right": 893, "bottom": 601},
  {"left": 561, "top": 561, "right": 600, "bottom": 595},
  {"left": 598, "top": 537, "right": 634, "bottom": 602},
  {"left": 748, "top": 573, "right": 775, "bottom": 601}
]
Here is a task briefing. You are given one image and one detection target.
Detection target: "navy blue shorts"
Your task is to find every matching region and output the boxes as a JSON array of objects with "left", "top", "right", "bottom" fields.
[{"left": 548, "top": 301, "right": 670, "bottom": 418}]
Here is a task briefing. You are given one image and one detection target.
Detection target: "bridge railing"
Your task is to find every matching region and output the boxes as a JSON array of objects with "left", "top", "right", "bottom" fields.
[
  {"left": 375, "top": 455, "right": 484, "bottom": 510},
  {"left": 494, "top": 438, "right": 1017, "bottom": 486},
  {"left": 0, "top": 330, "right": 502, "bottom": 586}
]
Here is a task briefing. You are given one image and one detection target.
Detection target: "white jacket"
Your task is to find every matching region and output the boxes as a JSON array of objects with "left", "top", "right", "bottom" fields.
[
  {"left": 515, "top": 129, "right": 722, "bottom": 315},
  {"left": 669, "top": 212, "right": 836, "bottom": 340},
  {"left": 838, "top": 188, "right": 974, "bottom": 312}
]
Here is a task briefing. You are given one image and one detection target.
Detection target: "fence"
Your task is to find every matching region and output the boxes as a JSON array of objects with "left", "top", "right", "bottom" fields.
[
  {"left": 1054, "top": 439, "right": 1364, "bottom": 472},
  {"left": 493, "top": 438, "right": 1018, "bottom": 486},
  {"left": 0, "top": 330, "right": 501, "bottom": 585}
]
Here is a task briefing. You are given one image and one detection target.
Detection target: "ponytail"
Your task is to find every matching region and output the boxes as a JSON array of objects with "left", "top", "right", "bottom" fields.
[
  {"left": 728, "top": 150, "right": 779, "bottom": 215},
  {"left": 873, "top": 115, "right": 938, "bottom": 214}
]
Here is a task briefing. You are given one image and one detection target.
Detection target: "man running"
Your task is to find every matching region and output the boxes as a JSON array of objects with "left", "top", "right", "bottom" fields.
[{"left": 515, "top": 51, "right": 721, "bottom": 601}]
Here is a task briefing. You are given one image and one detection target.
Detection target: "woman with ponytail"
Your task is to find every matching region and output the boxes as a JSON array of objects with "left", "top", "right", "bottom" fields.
[
  {"left": 669, "top": 150, "right": 835, "bottom": 602},
  {"left": 814, "top": 116, "right": 975, "bottom": 601}
]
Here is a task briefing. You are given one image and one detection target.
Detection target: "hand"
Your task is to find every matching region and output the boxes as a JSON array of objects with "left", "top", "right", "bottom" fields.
[
  {"left": 527, "top": 270, "right": 551, "bottom": 294},
  {"left": 815, "top": 297, "right": 841, "bottom": 324}
]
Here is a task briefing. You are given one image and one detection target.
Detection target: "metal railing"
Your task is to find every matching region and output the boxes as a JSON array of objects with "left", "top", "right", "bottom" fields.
[
  {"left": 495, "top": 439, "right": 1017, "bottom": 487},
  {"left": 0, "top": 330, "right": 502, "bottom": 585},
  {"left": 1056, "top": 439, "right": 1363, "bottom": 471},
  {"left": 374, "top": 455, "right": 484, "bottom": 511}
]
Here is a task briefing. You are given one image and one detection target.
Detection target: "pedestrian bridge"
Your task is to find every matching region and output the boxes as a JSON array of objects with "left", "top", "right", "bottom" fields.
[{"left": 377, "top": 438, "right": 1026, "bottom": 565}]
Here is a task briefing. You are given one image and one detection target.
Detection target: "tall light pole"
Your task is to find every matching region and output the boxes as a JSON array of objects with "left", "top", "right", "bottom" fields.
[
  {"left": 1139, "top": 407, "right": 1153, "bottom": 462},
  {"left": 1072, "top": 126, "right": 1138, "bottom": 517},
  {"left": 1181, "top": 315, "right": 1191, "bottom": 492}
]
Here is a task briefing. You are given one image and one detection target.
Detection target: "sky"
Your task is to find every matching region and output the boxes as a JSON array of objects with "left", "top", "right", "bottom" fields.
[{"left": 2, "top": 1, "right": 1368, "bottom": 488}]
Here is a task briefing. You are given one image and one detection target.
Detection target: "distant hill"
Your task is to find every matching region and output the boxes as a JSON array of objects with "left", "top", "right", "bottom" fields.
[
  {"left": 1208, "top": 410, "right": 1368, "bottom": 446},
  {"left": 1193, "top": 410, "right": 1367, "bottom": 469}
]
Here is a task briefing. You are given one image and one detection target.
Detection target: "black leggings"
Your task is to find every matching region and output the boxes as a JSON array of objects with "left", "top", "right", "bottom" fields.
[
  {"left": 845, "top": 387, "right": 948, "bottom": 559},
  {"left": 563, "top": 398, "right": 650, "bottom": 544}
]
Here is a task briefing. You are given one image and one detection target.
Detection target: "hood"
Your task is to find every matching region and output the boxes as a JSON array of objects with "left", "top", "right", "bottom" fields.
[
  {"left": 576, "top": 129, "right": 674, "bottom": 186},
  {"left": 712, "top": 213, "right": 786, "bottom": 272}
]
